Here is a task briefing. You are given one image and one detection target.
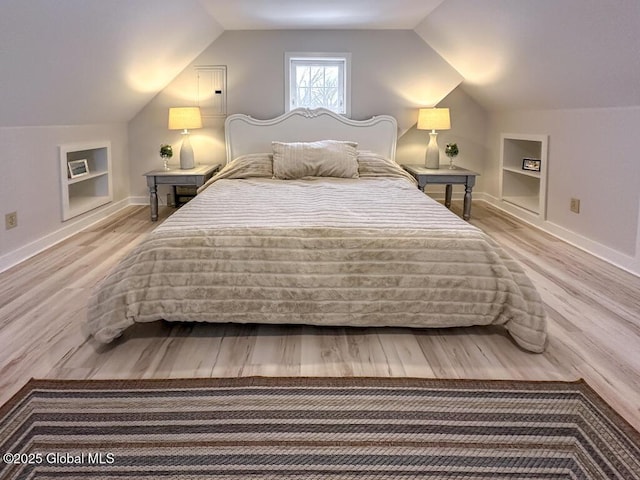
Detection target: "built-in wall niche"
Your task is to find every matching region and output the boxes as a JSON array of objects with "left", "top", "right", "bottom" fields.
[
  {"left": 499, "top": 133, "right": 548, "bottom": 220},
  {"left": 59, "top": 141, "right": 113, "bottom": 221}
]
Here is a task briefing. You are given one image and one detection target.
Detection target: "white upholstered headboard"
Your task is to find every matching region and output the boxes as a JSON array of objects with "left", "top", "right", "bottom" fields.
[{"left": 224, "top": 108, "right": 398, "bottom": 163}]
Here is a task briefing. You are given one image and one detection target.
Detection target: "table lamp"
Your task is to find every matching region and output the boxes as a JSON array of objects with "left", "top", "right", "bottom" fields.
[
  {"left": 417, "top": 108, "right": 451, "bottom": 169},
  {"left": 168, "top": 107, "right": 202, "bottom": 169}
]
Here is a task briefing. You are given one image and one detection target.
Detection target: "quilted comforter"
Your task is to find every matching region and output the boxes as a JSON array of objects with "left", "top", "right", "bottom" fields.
[{"left": 86, "top": 161, "right": 547, "bottom": 352}]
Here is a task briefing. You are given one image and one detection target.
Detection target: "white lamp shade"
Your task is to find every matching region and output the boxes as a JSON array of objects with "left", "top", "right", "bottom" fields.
[
  {"left": 168, "top": 107, "right": 202, "bottom": 130},
  {"left": 417, "top": 108, "right": 451, "bottom": 131}
]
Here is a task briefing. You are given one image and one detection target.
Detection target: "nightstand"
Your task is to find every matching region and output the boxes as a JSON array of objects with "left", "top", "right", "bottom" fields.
[
  {"left": 401, "top": 165, "right": 480, "bottom": 220},
  {"left": 143, "top": 163, "right": 221, "bottom": 221}
]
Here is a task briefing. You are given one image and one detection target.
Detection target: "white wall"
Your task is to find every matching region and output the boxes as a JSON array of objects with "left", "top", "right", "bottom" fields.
[
  {"left": 486, "top": 106, "right": 640, "bottom": 274},
  {"left": 128, "top": 29, "right": 465, "bottom": 199},
  {"left": 0, "top": 124, "right": 129, "bottom": 271}
]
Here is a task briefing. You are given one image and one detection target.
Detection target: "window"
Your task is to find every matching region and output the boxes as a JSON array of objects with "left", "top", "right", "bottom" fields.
[{"left": 285, "top": 52, "right": 351, "bottom": 116}]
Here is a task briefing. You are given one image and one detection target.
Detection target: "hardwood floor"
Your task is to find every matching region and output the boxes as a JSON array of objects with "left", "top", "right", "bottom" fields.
[{"left": 1, "top": 202, "right": 639, "bottom": 431}]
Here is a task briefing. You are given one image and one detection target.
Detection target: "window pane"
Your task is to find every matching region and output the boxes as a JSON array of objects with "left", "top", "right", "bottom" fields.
[
  {"left": 325, "top": 88, "right": 339, "bottom": 107},
  {"left": 296, "top": 66, "right": 309, "bottom": 88},
  {"left": 297, "top": 87, "right": 310, "bottom": 105},
  {"left": 324, "top": 67, "right": 339, "bottom": 88},
  {"left": 288, "top": 55, "right": 349, "bottom": 114},
  {"left": 310, "top": 87, "right": 327, "bottom": 108},
  {"left": 309, "top": 66, "right": 325, "bottom": 88}
]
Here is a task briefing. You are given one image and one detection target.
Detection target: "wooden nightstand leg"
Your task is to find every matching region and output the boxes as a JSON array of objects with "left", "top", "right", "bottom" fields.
[
  {"left": 445, "top": 184, "right": 453, "bottom": 208},
  {"left": 463, "top": 184, "right": 473, "bottom": 220},
  {"left": 149, "top": 184, "right": 158, "bottom": 222}
]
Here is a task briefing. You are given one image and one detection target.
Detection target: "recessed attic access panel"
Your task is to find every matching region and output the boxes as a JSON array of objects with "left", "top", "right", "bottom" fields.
[{"left": 196, "top": 65, "right": 227, "bottom": 117}]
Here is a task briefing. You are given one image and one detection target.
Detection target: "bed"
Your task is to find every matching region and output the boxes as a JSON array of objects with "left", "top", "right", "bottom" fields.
[{"left": 86, "top": 108, "right": 547, "bottom": 352}]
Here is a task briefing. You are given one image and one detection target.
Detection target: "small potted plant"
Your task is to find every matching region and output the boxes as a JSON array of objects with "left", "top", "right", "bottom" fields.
[
  {"left": 445, "top": 143, "right": 459, "bottom": 170},
  {"left": 160, "top": 144, "right": 173, "bottom": 170}
]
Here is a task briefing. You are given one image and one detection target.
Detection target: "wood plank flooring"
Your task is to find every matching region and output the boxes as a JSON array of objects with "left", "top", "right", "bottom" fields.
[{"left": 1, "top": 202, "right": 639, "bottom": 431}]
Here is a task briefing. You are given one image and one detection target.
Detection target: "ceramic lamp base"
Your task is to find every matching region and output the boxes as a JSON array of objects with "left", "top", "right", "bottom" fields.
[
  {"left": 425, "top": 131, "right": 440, "bottom": 169},
  {"left": 179, "top": 132, "right": 195, "bottom": 170}
]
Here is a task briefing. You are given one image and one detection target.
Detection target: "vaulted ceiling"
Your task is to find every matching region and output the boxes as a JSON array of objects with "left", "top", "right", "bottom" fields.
[
  {"left": 0, "top": 0, "right": 224, "bottom": 127},
  {"left": 1, "top": 0, "right": 639, "bottom": 127},
  {"left": 416, "top": 0, "right": 640, "bottom": 111}
]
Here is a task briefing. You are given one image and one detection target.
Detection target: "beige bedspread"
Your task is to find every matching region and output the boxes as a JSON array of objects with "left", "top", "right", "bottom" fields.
[{"left": 86, "top": 174, "right": 547, "bottom": 352}]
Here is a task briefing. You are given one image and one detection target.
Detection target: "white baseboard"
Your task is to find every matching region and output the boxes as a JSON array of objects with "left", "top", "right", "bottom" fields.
[
  {"left": 128, "top": 196, "right": 150, "bottom": 205},
  {"left": 130, "top": 195, "right": 173, "bottom": 206},
  {"left": 0, "top": 198, "right": 133, "bottom": 274},
  {"left": 480, "top": 193, "right": 640, "bottom": 278}
]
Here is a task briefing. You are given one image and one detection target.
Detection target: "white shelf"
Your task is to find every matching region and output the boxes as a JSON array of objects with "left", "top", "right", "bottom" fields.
[
  {"left": 60, "top": 142, "right": 113, "bottom": 221},
  {"left": 499, "top": 133, "right": 548, "bottom": 222},
  {"left": 66, "top": 170, "right": 109, "bottom": 185},
  {"left": 502, "top": 166, "right": 541, "bottom": 179}
]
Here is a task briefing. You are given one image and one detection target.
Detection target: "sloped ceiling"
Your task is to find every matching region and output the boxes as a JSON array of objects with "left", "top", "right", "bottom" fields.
[
  {"left": 1, "top": 0, "right": 639, "bottom": 127},
  {"left": 416, "top": 0, "right": 640, "bottom": 111},
  {"left": 0, "top": 0, "right": 223, "bottom": 127}
]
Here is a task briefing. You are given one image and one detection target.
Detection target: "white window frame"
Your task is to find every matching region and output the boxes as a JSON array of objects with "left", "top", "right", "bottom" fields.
[{"left": 285, "top": 52, "right": 351, "bottom": 116}]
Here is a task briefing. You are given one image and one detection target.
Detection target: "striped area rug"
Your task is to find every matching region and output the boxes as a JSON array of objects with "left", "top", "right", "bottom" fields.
[{"left": 1, "top": 377, "right": 639, "bottom": 479}]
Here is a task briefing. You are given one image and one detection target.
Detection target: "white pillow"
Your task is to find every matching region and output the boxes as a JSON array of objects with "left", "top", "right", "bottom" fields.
[{"left": 272, "top": 140, "right": 359, "bottom": 179}]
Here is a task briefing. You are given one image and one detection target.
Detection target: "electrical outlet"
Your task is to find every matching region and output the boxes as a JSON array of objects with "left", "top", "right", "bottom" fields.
[
  {"left": 570, "top": 198, "right": 580, "bottom": 214},
  {"left": 5, "top": 211, "right": 18, "bottom": 229}
]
